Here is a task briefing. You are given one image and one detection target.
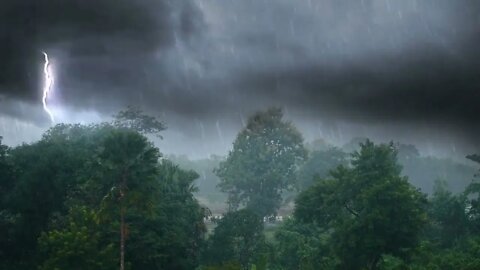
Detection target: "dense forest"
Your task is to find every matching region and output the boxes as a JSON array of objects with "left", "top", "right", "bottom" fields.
[{"left": 1, "top": 107, "right": 479, "bottom": 270}]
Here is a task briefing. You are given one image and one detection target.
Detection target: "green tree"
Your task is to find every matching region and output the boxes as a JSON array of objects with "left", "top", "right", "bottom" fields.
[
  {"left": 426, "top": 179, "right": 469, "bottom": 247},
  {"left": 215, "top": 108, "right": 307, "bottom": 217},
  {"left": 113, "top": 106, "right": 166, "bottom": 136},
  {"left": 0, "top": 136, "right": 17, "bottom": 268},
  {"left": 126, "top": 160, "right": 206, "bottom": 269},
  {"left": 273, "top": 218, "right": 335, "bottom": 270},
  {"left": 84, "top": 129, "right": 161, "bottom": 270},
  {"left": 202, "top": 209, "right": 266, "bottom": 270},
  {"left": 0, "top": 110, "right": 208, "bottom": 270},
  {"left": 0, "top": 125, "right": 101, "bottom": 269},
  {"left": 38, "top": 206, "right": 117, "bottom": 270},
  {"left": 295, "top": 140, "right": 427, "bottom": 270}
]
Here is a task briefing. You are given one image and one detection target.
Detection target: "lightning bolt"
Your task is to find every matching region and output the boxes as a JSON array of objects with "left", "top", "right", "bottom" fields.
[{"left": 42, "top": 52, "right": 55, "bottom": 123}]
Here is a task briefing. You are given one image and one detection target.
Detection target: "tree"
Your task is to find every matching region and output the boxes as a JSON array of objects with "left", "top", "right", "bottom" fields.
[
  {"left": 85, "top": 129, "right": 161, "bottom": 270},
  {"left": 202, "top": 209, "right": 266, "bottom": 270},
  {"left": 215, "top": 108, "right": 307, "bottom": 217},
  {"left": 0, "top": 137, "right": 17, "bottom": 268},
  {"left": 273, "top": 218, "right": 335, "bottom": 270},
  {"left": 295, "top": 140, "right": 427, "bottom": 270},
  {"left": 113, "top": 106, "right": 166, "bottom": 137},
  {"left": 296, "top": 147, "right": 347, "bottom": 190},
  {"left": 399, "top": 145, "right": 475, "bottom": 194},
  {"left": 426, "top": 179, "right": 469, "bottom": 248},
  {"left": 37, "top": 206, "right": 117, "bottom": 270},
  {"left": 0, "top": 110, "right": 210, "bottom": 269},
  {"left": 0, "top": 126, "right": 101, "bottom": 269},
  {"left": 126, "top": 160, "right": 206, "bottom": 270}
]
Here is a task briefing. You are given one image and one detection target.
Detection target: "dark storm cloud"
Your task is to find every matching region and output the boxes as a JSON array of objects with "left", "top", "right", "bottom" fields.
[
  {"left": 0, "top": 0, "right": 479, "bottom": 154},
  {"left": 246, "top": 43, "right": 480, "bottom": 124},
  {"left": 203, "top": 0, "right": 480, "bottom": 146},
  {"left": 0, "top": 0, "right": 204, "bottom": 119}
]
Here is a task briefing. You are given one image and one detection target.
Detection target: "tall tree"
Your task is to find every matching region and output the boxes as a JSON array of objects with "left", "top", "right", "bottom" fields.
[
  {"left": 215, "top": 108, "right": 307, "bottom": 217},
  {"left": 85, "top": 129, "right": 161, "bottom": 270},
  {"left": 295, "top": 140, "right": 427, "bottom": 270}
]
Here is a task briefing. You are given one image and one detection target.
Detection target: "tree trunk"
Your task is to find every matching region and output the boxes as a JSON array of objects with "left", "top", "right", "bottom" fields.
[{"left": 120, "top": 206, "right": 125, "bottom": 270}]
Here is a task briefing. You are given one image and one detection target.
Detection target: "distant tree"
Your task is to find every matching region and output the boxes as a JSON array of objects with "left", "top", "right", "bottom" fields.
[
  {"left": 202, "top": 209, "right": 266, "bottom": 270},
  {"left": 168, "top": 154, "right": 227, "bottom": 204},
  {"left": 467, "top": 154, "right": 480, "bottom": 164},
  {"left": 215, "top": 108, "right": 307, "bottom": 217},
  {"left": 426, "top": 179, "right": 469, "bottom": 247},
  {"left": 296, "top": 147, "right": 347, "bottom": 190},
  {"left": 396, "top": 143, "right": 420, "bottom": 161},
  {"left": 399, "top": 144, "right": 475, "bottom": 194},
  {"left": 295, "top": 140, "right": 427, "bottom": 270}
]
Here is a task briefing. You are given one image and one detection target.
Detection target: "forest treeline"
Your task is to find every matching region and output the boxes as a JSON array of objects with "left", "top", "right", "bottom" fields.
[{"left": 0, "top": 107, "right": 479, "bottom": 270}]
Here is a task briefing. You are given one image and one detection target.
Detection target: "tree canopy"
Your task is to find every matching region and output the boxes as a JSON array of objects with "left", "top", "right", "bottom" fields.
[
  {"left": 215, "top": 107, "right": 307, "bottom": 217},
  {"left": 295, "top": 140, "right": 428, "bottom": 270}
]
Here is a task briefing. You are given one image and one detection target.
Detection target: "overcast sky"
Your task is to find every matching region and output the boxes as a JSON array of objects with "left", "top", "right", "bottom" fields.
[{"left": 0, "top": 0, "right": 479, "bottom": 159}]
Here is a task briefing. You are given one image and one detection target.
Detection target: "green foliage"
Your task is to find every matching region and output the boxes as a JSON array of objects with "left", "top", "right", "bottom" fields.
[
  {"left": 216, "top": 108, "right": 307, "bottom": 217},
  {"left": 126, "top": 160, "right": 206, "bottom": 269},
  {"left": 0, "top": 110, "right": 206, "bottom": 269},
  {"left": 113, "top": 106, "right": 166, "bottom": 137},
  {"left": 1, "top": 109, "right": 480, "bottom": 270},
  {"left": 0, "top": 125, "right": 104, "bottom": 269},
  {"left": 295, "top": 140, "right": 428, "bottom": 270},
  {"left": 425, "top": 179, "right": 469, "bottom": 247},
  {"left": 405, "top": 238, "right": 480, "bottom": 269},
  {"left": 38, "top": 206, "right": 117, "bottom": 270},
  {"left": 202, "top": 261, "right": 242, "bottom": 270},
  {"left": 273, "top": 218, "right": 335, "bottom": 270},
  {"left": 84, "top": 129, "right": 161, "bottom": 218},
  {"left": 202, "top": 209, "right": 266, "bottom": 269}
]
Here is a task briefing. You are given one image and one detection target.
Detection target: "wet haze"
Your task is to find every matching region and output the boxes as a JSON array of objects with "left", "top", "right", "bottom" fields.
[{"left": 0, "top": 0, "right": 479, "bottom": 159}]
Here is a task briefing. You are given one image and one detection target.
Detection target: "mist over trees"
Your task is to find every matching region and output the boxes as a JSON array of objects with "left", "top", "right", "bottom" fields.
[{"left": 0, "top": 107, "right": 479, "bottom": 269}]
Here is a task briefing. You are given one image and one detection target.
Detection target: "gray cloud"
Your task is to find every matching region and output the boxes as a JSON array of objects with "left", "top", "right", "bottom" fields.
[
  {"left": 0, "top": 0, "right": 479, "bottom": 156},
  {"left": 0, "top": 0, "right": 204, "bottom": 120}
]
